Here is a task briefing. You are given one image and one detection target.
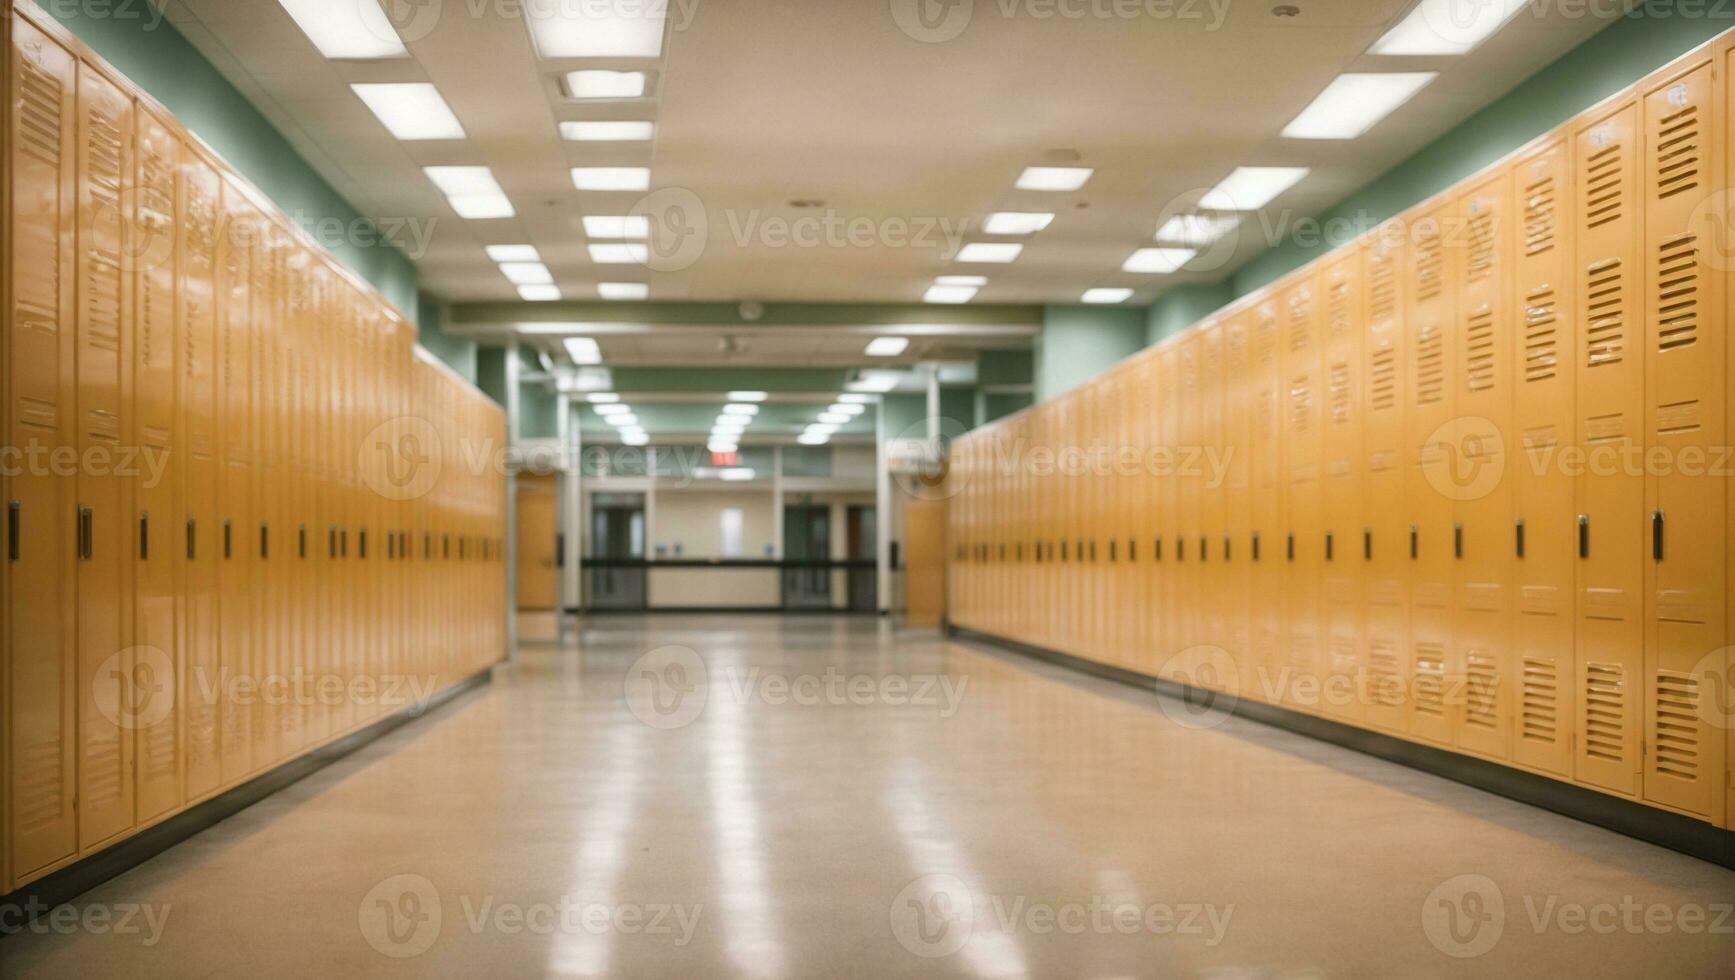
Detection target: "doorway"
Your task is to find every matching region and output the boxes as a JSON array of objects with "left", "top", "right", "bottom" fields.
[
  {"left": 589, "top": 492, "right": 646, "bottom": 610},
  {"left": 781, "top": 503, "right": 832, "bottom": 609}
]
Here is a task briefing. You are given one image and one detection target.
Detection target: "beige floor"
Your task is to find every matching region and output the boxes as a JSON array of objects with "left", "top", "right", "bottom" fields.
[{"left": 3, "top": 615, "right": 1732, "bottom": 978}]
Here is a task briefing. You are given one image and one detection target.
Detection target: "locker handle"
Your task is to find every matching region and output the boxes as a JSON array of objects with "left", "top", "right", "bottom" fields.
[
  {"left": 999, "top": 543, "right": 1006, "bottom": 562},
  {"left": 1409, "top": 524, "right": 1418, "bottom": 560},
  {"left": 1108, "top": 540, "right": 1116, "bottom": 563},
  {"left": 139, "top": 511, "right": 149, "bottom": 560},
  {"left": 388, "top": 530, "right": 396, "bottom": 561},
  {"left": 330, "top": 525, "right": 339, "bottom": 559},
  {"left": 1017, "top": 543, "right": 1024, "bottom": 562},
  {"left": 1128, "top": 539, "right": 1136, "bottom": 562},
  {"left": 443, "top": 534, "right": 450, "bottom": 559},
  {"left": 7, "top": 501, "right": 17, "bottom": 562},
  {"left": 342, "top": 528, "right": 349, "bottom": 559},
  {"left": 1286, "top": 533, "right": 1295, "bottom": 562},
  {"left": 1250, "top": 532, "right": 1259, "bottom": 562},
  {"left": 1154, "top": 536, "right": 1163, "bottom": 561},
  {"left": 1325, "top": 530, "right": 1334, "bottom": 562},
  {"left": 1577, "top": 514, "right": 1589, "bottom": 559},
  {"left": 1651, "top": 509, "right": 1664, "bottom": 562},
  {"left": 556, "top": 533, "right": 566, "bottom": 568},
  {"left": 261, "top": 522, "right": 269, "bottom": 560},
  {"left": 360, "top": 529, "right": 368, "bottom": 560},
  {"left": 1061, "top": 541, "right": 1068, "bottom": 562},
  {"left": 79, "top": 507, "right": 93, "bottom": 561},
  {"left": 186, "top": 517, "right": 196, "bottom": 561},
  {"left": 1199, "top": 535, "right": 1207, "bottom": 563},
  {"left": 1454, "top": 523, "right": 1463, "bottom": 559},
  {"left": 1223, "top": 534, "right": 1231, "bottom": 562},
  {"left": 1363, "top": 528, "right": 1372, "bottom": 561},
  {"left": 1514, "top": 519, "right": 1525, "bottom": 559},
  {"left": 1177, "top": 537, "right": 1184, "bottom": 562}
]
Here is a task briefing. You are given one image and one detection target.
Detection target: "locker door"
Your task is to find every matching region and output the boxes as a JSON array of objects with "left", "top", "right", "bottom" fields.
[
  {"left": 132, "top": 109, "right": 181, "bottom": 822},
  {"left": 180, "top": 149, "right": 219, "bottom": 800},
  {"left": 1510, "top": 137, "right": 1578, "bottom": 777},
  {"left": 250, "top": 229, "right": 282, "bottom": 766},
  {"left": 1176, "top": 333, "right": 1202, "bottom": 653},
  {"left": 1453, "top": 173, "right": 1517, "bottom": 762},
  {"left": 1573, "top": 99, "right": 1644, "bottom": 796},
  {"left": 1280, "top": 277, "right": 1323, "bottom": 711},
  {"left": 1321, "top": 255, "right": 1365, "bottom": 723},
  {"left": 75, "top": 57, "right": 137, "bottom": 848},
  {"left": 1247, "top": 304, "right": 1282, "bottom": 702},
  {"left": 216, "top": 184, "right": 255, "bottom": 786},
  {"left": 1362, "top": 232, "right": 1410, "bottom": 734},
  {"left": 1199, "top": 324, "right": 1226, "bottom": 665},
  {"left": 1220, "top": 317, "right": 1253, "bottom": 694},
  {"left": 1641, "top": 58, "right": 1725, "bottom": 819},
  {"left": 1405, "top": 203, "right": 1457, "bottom": 745},
  {"left": 1133, "top": 354, "right": 1159, "bottom": 674},
  {"left": 6, "top": 13, "right": 79, "bottom": 876},
  {"left": 1725, "top": 34, "right": 1735, "bottom": 833},
  {"left": 1154, "top": 346, "right": 1179, "bottom": 667}
]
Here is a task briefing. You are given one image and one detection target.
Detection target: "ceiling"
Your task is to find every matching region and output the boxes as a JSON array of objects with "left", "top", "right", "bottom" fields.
[{"left": 161, "top": 0, "right": 1619, "bottom": 315}]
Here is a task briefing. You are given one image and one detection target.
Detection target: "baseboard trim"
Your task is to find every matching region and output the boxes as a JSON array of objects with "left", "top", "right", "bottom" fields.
[
  {"left": 947, "top": 624, "right": 1735, "bottom": 870},
  {"left": 1, "top": 666, "right": 494, "bottom": 926}
]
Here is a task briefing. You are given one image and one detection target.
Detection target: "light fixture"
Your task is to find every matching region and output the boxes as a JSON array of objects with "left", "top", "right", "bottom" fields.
[
  {"left": 1370, "top": 0, "right": 1529, "bottom": 55},
  {"left": 817, "top": 412, "right": 850, "bottom": 425},
  {"left": 563, "top": 70, "right": 647, "bottom": 100},
  {"left": 1082, "top": 288, "right": 1134, "bottom": 304},
  {"left": 594, "top": 403, "right": 631, "bottom": 416},
  {"left": 719, "top": 467, "right": 755, "bottom": 482},
  {"left": 797, "top": 432, "right": 830, "bottom": 445},
  {"left": 587, "top": 392, "right": 621, "bottom": 403},
  {"left": 1122, "top": 247, "right": 1196, "bottom": 274},
  {"left": 1282, "top": 73, "right": 1438, "bottom": 140},
  {"left": 1155, "top": 213, "right": 1240, "bottom": 247},
  {"left": 722, "top": 403, "right": 760, "bottom": 415},
  {"left": 583, "top": 215, "right": 650, "bottom": 238},
  {"left": 1198, "top": 167, "right": 1310, "bottom": 210},
  {"left": 597, "top": 282, "right": 648, "bottom": 300},
  {"left": 276, "top": 0, "right": 407, "bottom": 59},
  {"left": 564, "top": 337, "right": 602, "bottom": 364},
  {"left": 837, "top": 393, "right": 874, "bottom": 404},
  {"left": 608, "top": 414, "right": 639, "bottom": 427},
  {"left": 560, "top": 120, "right": 656, "bottom": 142},
  {"left": 708, "top": 443, "right": 739, "bottom": 457},
  {"left": 845, "top": 372, "right": 901, "bottom": 393},
  {"left": 621, "top": 431, "right": 649, "bottom": 446},
  {"left": 924, "top": 285, "right": 977, "bottom": 304},
  {"left": 527, "top": 6, "right": 665, "bottom": 58},
  {"left": 935, "top": 275, "right": 987, "bottom": 286},
  {"left": 727, "top": 391, "right": 768, "bottom": 402},
  {"left": 983, "top": 212, "right": 1055, "bottom": 235},
  {"left": 450, "top": 195, "right": 515, "bottom": 219},
  {"left": 588, "top": 243, "right": 649, "bottom": 264},
  {"left": 351, "top": 83, "right": 465, "bottom": 140},
  {"left": 572, "top": 167, "right": 651, "bottom": 192},
  {"left": 712, "top": 423, "right": 746, "bottom": 435},
  {"left": 828, "top": 403, "right": 865, "bottom": 416},
  {"left": 865, "top": 337, "right": 910, "bottom": 357},
  {"left": 498, "top": 262, "right": 552, "bottom": 285},
  {"left": 1015, "top": 166, "right": 1092, "bottom": 191},
  {"left": 486, "top": 244, "right": 540, "bottom": 262},
  {"left": 518, "top": 285, "right": 560, "bottom": 301},
  {"left": 805, "top": 424, "right": 840, "bottom": 435},
  {"left": 424, "top": 166, "right": 513, "bottom": 219},
  {"left": 956, "top": 243, "right": 1022, "bottom": 263}
]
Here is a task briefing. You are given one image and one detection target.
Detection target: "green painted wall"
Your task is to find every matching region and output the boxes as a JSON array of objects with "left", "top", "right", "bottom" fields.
[
  {"left": 1147, "top": 283, "right": 1235, "bottom": 348},
  {"left": 781, "top": 446, "right": 833, "bottom": 477},
  {"left": 518, "top": 348, "right": 559, "bottom": 440},
  {"left": 976, "top": 349, "right": 1034, "bottom": 387},
  {"left": 983, "top": 391, "right": 1034, "bottom": 423},
  {"left": 881, "top": 394, "right": 927, "bottom": 443},
  {"left": 1035, "top": 306, "right": 1146, "bottom": 402},
  {"left": 415, "top": 294, "right": 478, "bottom": 384},
  {"left": 476, "top": 348, "right": 508, "bottom": 409},
  {"left": 40, "top": 3, "right": 421, "bottom": 315}
]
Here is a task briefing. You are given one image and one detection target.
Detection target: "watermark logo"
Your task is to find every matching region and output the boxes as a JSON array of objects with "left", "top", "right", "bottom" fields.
[
  {"left": 890, "top": 874, "right": 974, "bottom": 957},
  {"left": 377, "top": 0, "right": 447, "bottom": 44},
  {"left": 1154, "top": 644, "right": 1239, "bottom": 730},
  {"left": 625, "top": 645, "right": 709, "bottom": 729},
  {"left": 359, "top": 873, "right": 443, "bottom": 958},
  {"left": 633, "top": 187, "right": 710, "bottom": 272},
  {"left": 1693, "top": 646, "right": 1733, "bottom": 729},
  {"left": 361, "top": 415, "right": 444, "bottom": 502},
  {"left": 890, "top": 415, "right": 972, "bottom": 502},
  {"left": 1421, "top": 415, "right": 1505, "bottom": 501},
  {"left": 94, "top": 645, "right": 176, "bottom": 731},
  {"left": 890, "top": 0, "right": 975, "bottom": 42},
  {"left": 1689, "top": 187, "right": 1735, "bottom": 272},
  {"left": 1422, "top": 874, "right": 1505, "bottom": 958}
]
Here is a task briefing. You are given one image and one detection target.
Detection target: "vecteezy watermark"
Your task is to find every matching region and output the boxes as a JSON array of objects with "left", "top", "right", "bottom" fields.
[
  {"left": 0, "top": 898, "right": 172, "bottom": 946},
  {"left": 376, "top": 0, "right": 705, "bottom": 46},
  {"left": 889, "top": 0, "right": 1231, "bottom": 43},
  {"left": 360, "top": 416, "right": 445, "bottom": 503},
  {"left": 32, "top": 0, "right": 166, "bottom": 29},
  {"left": 1421, "top": 873, "right": 1734, "bottom": 959},
  {"left": 358, "top": 874, "right": 702, "bottom": 958},
  {"left": 0, "top": 440, "right": 171, "bottom": 487},
  {"left": 1153, "top": 644, "right": 1240, "bottom": 730},
  {"left": 889, "top": 874, "right": 1233, "bottom": 958}
]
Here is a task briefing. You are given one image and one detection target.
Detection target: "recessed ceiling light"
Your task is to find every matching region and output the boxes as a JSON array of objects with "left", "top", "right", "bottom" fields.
[
  {"left": 1282, "top": 73, "right": 1438, "bottom": 140},
  {"left": 588, "top": 243, "right": 649, "bottom": 264},
  {"left": 351, "top": 83, "right": 464, "bottom": 140},
  {"left": 719, "top": 468, "right": 755, "bottom": 482},
  {"left": 1015, "top": 166, "right": 1092, "bottom": 191},
  {"left": 565, "top": 337, "right": 601, "bottom": 363},
  {"left": 865, "top": 337, "right": 910, "bottom": 357},
  {"left": 1081, "top": 288, "right": 1134, "bottom": 304},
  {"left": 449, "top": 195, "right": 515, "bottom": 219},
  {"left": 1122, "top": 248, "right": 1196, "bottom": 274},
  {"left": 983, "top": 212, "right": 1055, "bottom": 235},
  {"left": 276, "top": 0, "right": 407, "bottom": 59},
  {"left": 836, "top": 393, "right": 874, "bottom": 404},
  {"left": 518, "top": 284, "right": 560, "bottom": 301},
  {"left": 924, "top": 285, "right": 978, "bottom": 304},
  {"left": 572, "top": 167, "right": 651, "bottom": 191},
  {"left": 594, "top": 403, "right": 630, "bottom": 416},
  {"left": 583, "top": 215, "right": 650, "bottom": 238},
  {"left": 797, "top": 432, "right": 830, "bottom": 445},
  {"left": 728, "top": 390, "right": 769, "bottom": 402},
  {"left": 817, "top": 412, "right": 850, "bottom": 425},
  {"left": 805, "top": 423, "right": 840, "bottom": 435},
  {"left": 1198, "top": 167, "right": 1310, "bottom": 210},
  {"left": 935, "top": 275, "right": 987, "bottom": 286},
  {"left": 845, "top": 373, "right": 901, "bottom": 393},
  {"left": 828, "top": 403, "right": 865, "bottom": 416},
  {"left": 708, "top": 440, "right": 739, "bottom": 454},
  {"left": 527, "top": 6, "right": 666, "bottom": 57},
  {"left": 498, "top": 262, "right": 553, "bottom": 285},
  {"left": 607, "top": 413, "right": 639, "bottom": 427},
  {"left": 1370, "top": 0, "right": 1529, "bottom": 55},
  {"left": 1154, "top": 214, "right": 1240, "bottom": 247},
  {"left": 597, "top": 282, "right": 648, "bottom": 300},
  {"left": 560, "top": 120, "right": 656, "bottom": 142},
  {"left": 587, "top": 392, "right": 621, "bottom": 403},
  {"left": 723, "top": 403, "right": 760, "bottom": 415},
  {"left": 621, "top": 431, "right": 649, "bottom": 446},
  {"left": 563, "top": 70, "right": 647, "bottom": 100},
  {"left": 486, "top": 244, "right": 540, "bottom": 262},
  {"left": 425, "top": 166, "right": 513, "bottom": 218},
  {"left": 712, "top": 419, "right": 747, "bottom": 431},
  {"left": 956, "top": 243, "right": 1022, "bottom": 263}
]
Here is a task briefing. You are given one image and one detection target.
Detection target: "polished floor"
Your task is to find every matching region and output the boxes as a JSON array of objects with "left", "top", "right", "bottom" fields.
[{"left": 3, "top": 615, "right": 1732, "bottom": 978}]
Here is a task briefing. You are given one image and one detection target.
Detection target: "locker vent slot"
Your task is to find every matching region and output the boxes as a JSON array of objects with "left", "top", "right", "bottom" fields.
[
  {"left": 1583, "top": 143, "right": 1623, "bottom": 228},
  {"left": 1288, "top": 375, "right": 1313, "bottom": 433},
  {"left": 1414, "top": 325, "right": 1444, "bottom": 405},
  {"left": 145, "top": 719, "right": 176, "bottom": 780},
  {"left": 1655, "top": 399, "right": 1701, "bottom": 435},
  {"left": 20, "top": 56, "right": 65, "bottom": 164},
  {"left": 1254, "top": 313, "right": 1278, "bottom": 367},
  {"left": 1464, "top": 654, "right": 1498, "bottom": 729},
  {"left": 1583, "top": 258, "right": 1625, "bottom": 367},
  {"left": 16, "top": 737, "right": 66, "bottom": 833},
  {"left": 1519, "top": 657, "right": 1559, "bottom": 743},
  {"left": 1414, "top": 227, "right": 1443, "bottom": 300},
  {"left": 86, "top": 728, "right": 124, "bottom": 806},
  {"left": 1328, "top": 360, "right": 1351, "bottom": 425},
  {"left": 1328, "top": 278, "right": 1353, "bottom": 338},
  {"left": 1463, "top": 307, "right": 1496, "bottom": 392},
  {"left": 1522, "top": 174, "right": 1556, "bottom": 256},
  {"left": 1654, "top": 234, "right": 1698, "bottom": 351},
  {"left": 1522, "top": 287, "right": 1559, "bottom": 382},
  {"left": 1464, "top": 209, "right": 1495, "bottom": 284},
  {"left": 1369, "top": 346, "right": 1396, "bottom": 411},
  {"left": 1369, "top": 252, "right": 1396, "bottom": 321},
  {"left": 1367, "top": 638, "right": 1402, "bottom": 706},
  {"left": 1653, "top": 104, "right": 1699, "bottom": 199},
  {"left": 1583, "top": 662, "right": 1626, "bottom": 761},
  {"left": 1652, "top": 670, "right": 1700, "bottom": 780},
  {"left": 1413, "top": 645, "right": 1446, "bottom": 716}
]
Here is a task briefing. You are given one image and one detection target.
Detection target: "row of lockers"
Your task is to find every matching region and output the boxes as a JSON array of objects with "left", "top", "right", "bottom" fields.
[
  {"left": 1, "top": 3, "right": 509, "bottom": 893},
  {"left": 948, "top": 38, "right": 1734, "bottom": 830}
]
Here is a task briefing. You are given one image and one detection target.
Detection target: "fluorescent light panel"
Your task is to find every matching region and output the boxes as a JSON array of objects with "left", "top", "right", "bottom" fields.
[
  {"left": 587, "top": 393, "right": 621, "bottom": 403},
  {"left": 1015, "top": 166, "right": 1092, "bottom": 191},
  {"left": 957, "top": 242, "right": 1022, "bottom": 263},
  {"left": 935, "top": 275, "right": 986, "bottom": 286},
  {"left": 519, "top": 284, "right": 560, "bottom": 301},
  {"left": 583, "top": 215, "right": 649, "bottom": 238},
  {"left": 1082, "top": 288, "right": 1134, "bottom": 304},
  {"left": 817, "top": 412, "right": 850, "bottom": 425},
  {"left": 564, "top": 70, "right": 647, "bottom": 99},
  {"left": 565, "top": 337, "right": 602, "bottom": 363},
  {"left": 486, "top": 244, "right": 540, "bottom": 262},
  {"left": 1122, "top": 247, "right": 1196, "bottom": 274},
  {"left": 1370, "top": 0, "right": 1529, "bottom": 55},
  {"left": 797, "top": 432, "right": 829, "bottom": 445},
  {"left": 924, "top": 285, "right": 977, "bottom": 304},
  {"left": 1155, "top": 213, "right": 1240, "bottom": 247},
  {"left": 597, "top": 282, "right": 648, "bottom": 300},
  {"left": 1198, "top": 167, "right": 1310, "bottom": 211},
  {"left": 828, "top": 403, "right": 865, "bottom": 416},
  {"left": 527, "top": 5, "right": 666, "bottom": 57},
  {"left": 1282, "top": 72, "right": 1438, "bottom": 140},
  {"left": 351, "top": 83, "right": 464, "bottom": 139},
  {"left": 498, "top": 262, "right": 552, "bottom": 285},
  {"left": 572, "top": 167, "right": 651, "bottom": 191},
  {"left": 560, "top": 121, "right": 655, "bottom": 142},
  {"left": 594, "top": 403, "right": 631, "bottom": 416},
  {"left": 728, "top": 391, "right": 768, "bottom": 402},
  {"left": 276, "top": 0, "right": 407, "bottom": 59},
  {"left": 983, "top": 212, "right": 1055, "bottom": 235},
  {"left": 865, "top": 337, "right": 910, "bottom": 357},
  {"left": 723, "top": 403, "right": 759, "bottom": 415},
  {"left": 588, "top": 243, "right": 649, "bottom": 264}
]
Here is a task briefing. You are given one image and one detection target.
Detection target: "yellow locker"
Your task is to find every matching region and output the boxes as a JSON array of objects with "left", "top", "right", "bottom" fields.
[
  {"left": 180, "top": 146, "right": 220, "bottom": 802},
  {"left": 1321, "top": 253, "right": 1365, "bottom": 724},
  {"left": 1725, "top": 31, "right": 1735, "bottom": 832},
  {"left": 1509, "top": 135, "right": 1578, "bottom": 778},
  {"left": 132, "top": 107, "right": 182, "bottom": 823},
  {"left": 1362, "top": 230, "right": 1410, "bottom": 734},
  {"left": 75, "top": 54, "right": 138, "bottom": 849},
  {"left": 1220, "top": 315, "right": 1253, "bottom": 695},
  {"left": 1199, "top": 323, "right": 1226, "bottom": 665},
  {"left": 250, "top": 225, "right": 281, "bottom": 769},
  {"left": 1247, "top": 302, "right": 1282, "bottom": 703},
  {"left": 1572, "top": 96, "right": 1644, "bottom": 796},
  {"left": 1279, "top": 275, "right": 1323, "bottom": 711},
  {"left": 1176, "top": 332, "right": 1202, "bottom": 653},
  {"left": 1153, "top": 345, "right": 1179, "bottom": 666},
  {"left": 6, "top": 9, "right": 79, "bottom": 877},
  {"left": 216, "top": 182, "right": 255, "bottom": 786},
  {"left": 1453, "top": 172, "right": 1517, "bottom": 763},
  {"left": 1405, "top": 201, "right": 1457, "bottom": 745},
  {"left": 1641, "top": 53, "right": 1725, "bottom": 820},
  {"left": 1132, "top": 352, "right": 1159, "bottom": 674}
]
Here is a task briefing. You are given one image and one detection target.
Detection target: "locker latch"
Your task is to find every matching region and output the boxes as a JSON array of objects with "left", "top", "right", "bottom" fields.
[
  {"left": 330, "top": 525, "right": 339, "bottom": 559},
  {"left": 186, "top": 517, "right": 196, "bottom": 561},
  {"left": 224, "top": 519, "right": 233, "bottom": 560},
  {"left": 1154, "top": 536, "right": 1163, "bottom": 561},
  {"left": 1651, "top": 510, "right": 1664, "bottom": 561},
  {"left": 1514, "top": 519, "right": 1525, "bottom": 559},
  {"left": 1363, "top": 528, "right": 1372, "bottom": 561},
  {"left": 1223, "top": 535, "right": 1231, "bottom": 562},
  {"left": 1577, "top": 514, "right": 1589, "bottom": 559},
  {"left": 360, "top": 529, "right": 368, "bottom": 560},
  {"left": 1286, "top": 533, "right": 1295, "bottom": 562},
  {"left": 1453, "top": 523, "right": 1463, "bottom": 559},
  {"left": 78, "top": 507, "right": 93, "bottom": 561},
  {"left": 1409, "top": 524, "right": 1418, "bottom": 560},
  {"left": 1325, "top": 530, "right": 1334, "bottom": 562},
  {"left": 1199, "top": 535, "right": 1207, "bottom": 563},
  {"left": 260, "top": 522, "right": 269, "bottom": 560},
  {"left": 139, "top": 511, "right": 149, "bottom": 560},
  {"left": 1177, "top": 537, "right": 1184, "bottom": 562},
  {"left": 1250, "top": 532, "right": 1259, "bottom": 562},
  {"left": 7, "top": 501, "right": 18, "bottom": 562}
]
